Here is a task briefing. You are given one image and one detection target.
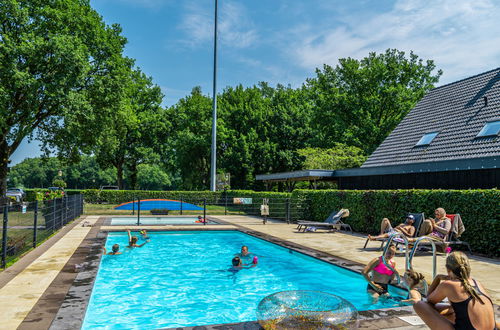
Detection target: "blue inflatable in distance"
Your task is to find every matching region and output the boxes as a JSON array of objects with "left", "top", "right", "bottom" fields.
[{"left": 114, "top": 199, "right": 203, "bottom": 211}]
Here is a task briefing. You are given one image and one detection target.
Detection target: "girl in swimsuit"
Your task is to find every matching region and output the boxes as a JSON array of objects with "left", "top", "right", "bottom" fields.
[
  {"left": 400, "top": 269, "right": 425, "bottom": 305},
  {"left": 414, "top": 251, "right": 498, "bottom": 330},
  {"left": 362, "top": 244, "right": 398, "bottom": 298}
]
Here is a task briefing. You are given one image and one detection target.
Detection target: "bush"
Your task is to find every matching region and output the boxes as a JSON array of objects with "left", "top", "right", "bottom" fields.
[
  {"left": 291, "top": 189, "right": 500, "bottom": 257},
  {"left": 150, "top": 208, "right": 169, "bottom": 215}
]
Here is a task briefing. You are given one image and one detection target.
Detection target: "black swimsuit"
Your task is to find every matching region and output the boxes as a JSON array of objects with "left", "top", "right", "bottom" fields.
[{"left": 450, "top": 279, "right": 497, "bottom": 330}]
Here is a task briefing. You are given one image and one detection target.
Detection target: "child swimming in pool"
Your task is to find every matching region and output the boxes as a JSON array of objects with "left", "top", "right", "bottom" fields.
[
  {"left": 103, "top": 244, "right": 122, "bottom": 255},
  {"left": 362, "top": 244, "right": 399, "bottom": 298},
  {"left": 127, "top": 229, "right": 148, "bottom": 248},
  {"left": 139, "top": 229, "right": 150, "bottom": 241},
  {"left": 400, "top": 269, "right": 425, "bottom": 305}
]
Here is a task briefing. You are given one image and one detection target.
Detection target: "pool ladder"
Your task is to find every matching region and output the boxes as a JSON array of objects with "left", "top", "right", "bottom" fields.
[{"left": 381, "top": 234, "right": 437, "bottom": 296}]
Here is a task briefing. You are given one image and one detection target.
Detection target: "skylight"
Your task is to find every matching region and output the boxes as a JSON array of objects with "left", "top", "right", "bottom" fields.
[
  {"left": 416, "top": 132, "right": 439, "bottom": 146},
  {"left": 476, "top": 120, "right": 500, "bottom": 137}
]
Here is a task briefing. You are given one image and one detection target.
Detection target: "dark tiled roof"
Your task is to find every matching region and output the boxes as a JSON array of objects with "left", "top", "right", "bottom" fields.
[{"left": 362, "top": 68, "right": 500, "bottom": 168}]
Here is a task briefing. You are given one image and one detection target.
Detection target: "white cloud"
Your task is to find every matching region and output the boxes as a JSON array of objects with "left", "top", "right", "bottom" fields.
[
  {"left": 178, "top": 0, "right": 257, "bottom": 49},
  {"left": 288, "top": 0, "right": 500, "bottom": 84}
]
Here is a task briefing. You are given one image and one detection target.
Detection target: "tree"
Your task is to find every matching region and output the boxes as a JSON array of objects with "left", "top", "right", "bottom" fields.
[
  {"left": 306, "top": 49, "right": 442, "bottom": 154},
  {"left": 297, "top": 144, "right": 367, "bottom": 170},
  {"left": 136, "top": 164, "right": 171, "bottom": 191},
  {"left": 0, "top": 0, "right": 128, "bottom": 194}
]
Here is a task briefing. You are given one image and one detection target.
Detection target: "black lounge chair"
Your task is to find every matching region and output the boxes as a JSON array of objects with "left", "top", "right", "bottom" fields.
[
  {"left": 296, "top": 209, "right": 351, "bottom": 232},
  {"left": 363, "top": 213, "right": 424, "bottom": 250}
]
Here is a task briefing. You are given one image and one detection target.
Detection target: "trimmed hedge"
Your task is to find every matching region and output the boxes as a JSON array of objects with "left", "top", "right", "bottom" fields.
[{"left": 291, "top": 189, "right": 500, "bottom": 257}]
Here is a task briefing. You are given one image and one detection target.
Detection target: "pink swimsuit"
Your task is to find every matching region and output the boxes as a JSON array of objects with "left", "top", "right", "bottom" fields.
[{"left": 373, "top": 257, "right": 395, "bottom": 276}]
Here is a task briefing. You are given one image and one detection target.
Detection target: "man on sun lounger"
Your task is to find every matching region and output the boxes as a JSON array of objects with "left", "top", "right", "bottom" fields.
[{"left": 368, "top": 215, "right": 416, "bottom": 240}]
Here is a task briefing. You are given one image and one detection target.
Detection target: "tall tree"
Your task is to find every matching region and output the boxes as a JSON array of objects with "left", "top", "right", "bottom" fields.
[
  {"left": 306, "top": 49, "right": 442, "bottom": 154},
  {"left": 0, "top": 0, "right": 127, "bottom": 194}
]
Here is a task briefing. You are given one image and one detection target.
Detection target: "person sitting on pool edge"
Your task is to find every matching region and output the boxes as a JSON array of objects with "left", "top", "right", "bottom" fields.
[
  {"left": 368, "top": 215, "right": 416, "bottom": 241},
  {"left": 235, "top": 245, "right": 258, "bottom": 267},
  {"left": 127, "top": 229, "right": 148, "bottom": 248},
  {"left": 103, "top": 244, "right": 122, "bottom": 255},
  {"left": 362, "top": 244, "right": 399, "bottom": 298},
  {"left": 195, "top": 215, "right": 206, "bottom": 223}
]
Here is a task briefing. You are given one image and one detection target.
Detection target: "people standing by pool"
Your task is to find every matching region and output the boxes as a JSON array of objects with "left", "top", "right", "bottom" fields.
[
  {"left": 362, "top": 244, "right": 399, "bottom": 298},
  {"left": 413, "top": 251, "right": 498, "bottom": 330},
  {"left": 127, "top": 229, "right": 148, "bottom": 248},
  {"left": 103, "top": 244, "right": 122, "bottom": 255},
  {"left": 400, "top": 269, "right": 425, "bottom": 305},
  {"left": 368, "top": 215, "right": 416, "bottom": 241}
]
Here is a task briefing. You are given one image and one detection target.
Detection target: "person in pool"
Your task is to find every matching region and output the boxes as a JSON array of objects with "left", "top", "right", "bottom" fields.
[
  {"left": 234, "top": 245, "right": 257, "bottom": 266},
  {"left": 103, "top": 244, "right": 122, "bottom": 255},
  {"left": 127, "top": 229, "right": 148, "bottom": 248},
  {"left": 400, "top": 269, "right": 425, "bottom": 305},
  {"left": 139, "top": 229, "right": 150, "bottom": 241},
  {"left": 195, "top": 215, "right": 206, "bottom": 223},
  {"left": 362, "top": 244, "right": 399, "bottom": 298}
]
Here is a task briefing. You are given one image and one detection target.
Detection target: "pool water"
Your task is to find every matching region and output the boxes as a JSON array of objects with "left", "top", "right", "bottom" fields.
[
  {"left": 83, "top": 231, "right": 406, "bottom": 329},
  {"left": 110, "top": 217, "right": 217, "bottom": 225}
]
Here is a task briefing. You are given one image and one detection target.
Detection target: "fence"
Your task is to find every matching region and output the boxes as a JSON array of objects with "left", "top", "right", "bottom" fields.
[
  {"left": 1, "top": 194, "right": 84, "bottom": 268},
  {"left": 105, "top": 195, "right": 311, "bottom": 224}
]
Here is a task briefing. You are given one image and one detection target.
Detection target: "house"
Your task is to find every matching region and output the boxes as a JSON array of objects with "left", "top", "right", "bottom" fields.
[{"left": 257, "top": 68, "right": 500, "bottom": 189}]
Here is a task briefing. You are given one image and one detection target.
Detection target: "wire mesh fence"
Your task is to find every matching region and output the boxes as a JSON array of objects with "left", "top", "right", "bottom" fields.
[{"left": 1, "top": 194, "right": 84, "bottom": 268}]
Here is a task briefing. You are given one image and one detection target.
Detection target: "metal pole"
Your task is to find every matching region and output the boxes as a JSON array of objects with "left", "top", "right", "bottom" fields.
[
  {"left": 132, "top": 196, "right": 135, "bottom": 215},
  {"left": 286, "top": 198, "right": 291, "bottom": 224},
  {"left": 224, "top": 189, "right": 227, "bottom": 215},
  {"left": 137, "top": 198, "right": 141, "bottom": 226},
  {"left": 203, "top": 198, "right": 207, "bottom": 226},
  {"left": 180, "top": 197, "right": 183, "bottom": 215},
  {"left": 33, "top": 201, "right": 38, "bottom": 248},
  {"left": 209, "top": 0, "right": 218, "bottom": 192},
  {"left": 2, "top": 205, "right": 8, "bottom": 268}
]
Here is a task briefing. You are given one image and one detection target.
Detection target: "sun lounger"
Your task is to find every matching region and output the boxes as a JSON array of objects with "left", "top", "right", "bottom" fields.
[
  {"left": 296, "top": 209, "right": 351, "bottom": 232},
  {"left": 417, "top": 214, "right": 472, "bottom": 254},
  {"left": 363, "top": 213, "right": 424, "bottom": 250}
]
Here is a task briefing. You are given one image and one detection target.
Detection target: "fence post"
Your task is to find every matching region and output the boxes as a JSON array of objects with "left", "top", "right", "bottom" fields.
[
  {"left": 59, "top": 198, "right": 63, "bottom": 228},
  {"left": 33, "top": 201, "right": 38, "bottom": 248},
  {"left": 203, "top": 198, "right": 207, "bottom": 226},
  {"left": 137, "top": 198, "right": 141, "bottom": 226},
  {"left": 286, "top": 198, "right": 291, "bottom": 224},
  {"left": 180, "top": 197, "right": 183, "bottom": 215},
  {"left": 224, "top": 190, "right": 228, "bottom": 215},
  {"left": 132, "top": 196, "right": 135, "bottom": 215},
  {"left": 2, "top": 205, "right": 8, "bottom": 268}
]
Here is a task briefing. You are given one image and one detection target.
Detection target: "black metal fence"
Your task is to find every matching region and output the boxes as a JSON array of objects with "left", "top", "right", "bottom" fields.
[
  {"left": 118, "top": 196, "right": 311, "bottom": 224},
  {"left": 1, "top": 194, "right": 84, "bottom": 268}
]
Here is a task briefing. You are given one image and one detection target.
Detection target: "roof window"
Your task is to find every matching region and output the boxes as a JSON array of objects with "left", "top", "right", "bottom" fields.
[
  {"left": 416, "top": 132, "right": 439, "bottom": 146},
  {"left": 476, "top": 120, "right": 500, "bottom": 137}
]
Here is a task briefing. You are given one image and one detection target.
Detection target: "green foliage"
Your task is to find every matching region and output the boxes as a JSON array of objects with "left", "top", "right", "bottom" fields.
[
  {"left": 52, "top": 179, "right": 67, "bottom": 189},
  {"left": 292, "top": 189, "right": 500, "bottom": 256},
  {"left": 297, "top": 144, "right": 367, "bottom": 170},
  {"left": 306, "top": 49, "right": 442, "bottom": 154}
]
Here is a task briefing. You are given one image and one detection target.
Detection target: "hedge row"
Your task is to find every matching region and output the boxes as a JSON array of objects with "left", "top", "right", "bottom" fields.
[{"left": 291, "top": 189, "right": 500, "bottom": 257}]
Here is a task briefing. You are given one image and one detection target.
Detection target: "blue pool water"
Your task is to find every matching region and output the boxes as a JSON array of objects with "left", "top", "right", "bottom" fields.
[
  {"left": 110, "top": 217, "right": 217, "bottom": 225},
  {"left": 83, "top": 231, "right": 406, "bottom": 329}
]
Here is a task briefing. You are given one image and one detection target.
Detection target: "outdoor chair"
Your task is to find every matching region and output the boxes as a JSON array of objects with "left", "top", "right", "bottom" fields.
[
  {"left": 363, "top": 213, "right": 424, "bottom": 250},
  {"left": 296, "top": 209, "right": 351, "bottom": 233},
  {"left": 418, "top": 214, "right": 472, "bottom": 254}
]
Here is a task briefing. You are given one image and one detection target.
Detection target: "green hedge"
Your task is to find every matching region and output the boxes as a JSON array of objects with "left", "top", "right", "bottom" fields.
[{"left": 291, "top": 189, "right": 500, "bottom": 257}]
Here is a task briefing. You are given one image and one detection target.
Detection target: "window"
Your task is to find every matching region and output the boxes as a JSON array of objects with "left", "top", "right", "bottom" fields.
[
  {"left": 476, "top": 120, "right": 500, "bottom": 137},
  {"left": 416, "top": 132, "right": 439, "bottom": 146}
]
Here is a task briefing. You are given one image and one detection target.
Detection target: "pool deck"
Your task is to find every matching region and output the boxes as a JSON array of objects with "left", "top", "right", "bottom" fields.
[{"left": 0, "top": 214, "right": 498, "bottom": 330}]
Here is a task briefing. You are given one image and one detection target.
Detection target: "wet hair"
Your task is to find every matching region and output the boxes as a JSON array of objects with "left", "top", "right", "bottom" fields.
[
  {"left": 241, "top": 245, "right": 248, "bottom": 251},
  {"left": 405, "top": 269, "right": 425, "bottom": 288},
  {"left": 112, "top": 244, "right": 120, "bottom": 253},
  {"left": 131, "top": 236, "right": 138, "bottom": 244},
  {"left": 198, "top": 215, "right": 202, "bottom": 219},
  {"left": 435, "top": 208, "right": 446, "bottom": 218},
  {"left": 446, "top": 251, "right": 484, "bottom": 304},
  {"left": 232, "top": 257, "right": 241, "bottom": 266}
]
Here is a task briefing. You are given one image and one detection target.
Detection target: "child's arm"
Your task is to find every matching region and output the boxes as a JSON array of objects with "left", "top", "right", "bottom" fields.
[
  {"left": 127, "top": 229, "right": 132, "bottom": 244},
  {"left": 103, "top": 247, "right": 107, "bottom": 255},
  {"left": 400, "top": 289, "right": 421, "bottom": 304},
  {"left": 136, "top": 241, "right": 148, "bottom": 248}
]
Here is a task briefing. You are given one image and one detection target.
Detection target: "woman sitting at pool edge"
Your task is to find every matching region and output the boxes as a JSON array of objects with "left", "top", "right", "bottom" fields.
[
  {"left": 127, "top": 229, "right": 148, "bottom": 248},
  {"left": 413, "top": 251, "right": 498, "bottom": 330}
]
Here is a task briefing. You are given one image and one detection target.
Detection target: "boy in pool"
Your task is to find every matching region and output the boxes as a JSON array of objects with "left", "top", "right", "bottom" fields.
[
  {"left": 235, "top": 245, "right": 258, "bottom": 266},
  {"left": 139, "top": 229, "right": 150, "bottom": 241},
  {"left": 103, "top": 244, "right": 122, "bottom": 255},
  {"left": 127, "top": 229, "right": 148, "bottom": 248}
]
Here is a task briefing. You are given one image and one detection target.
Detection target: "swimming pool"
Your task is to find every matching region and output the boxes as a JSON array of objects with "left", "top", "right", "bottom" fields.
[
  {"left": 83, "top": 231, "right": 406, "bottom": 329},
  {"left": 109, "top": 216, "right": 217, "bottom": 225}
]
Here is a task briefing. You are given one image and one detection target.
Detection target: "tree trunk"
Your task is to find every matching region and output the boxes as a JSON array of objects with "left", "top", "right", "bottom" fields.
[
  {"left": 129, "top": 163, "right": 137, "bottom": 190},
  {"left": 116, "top": 165, "right": 124, "bottom": 189}
]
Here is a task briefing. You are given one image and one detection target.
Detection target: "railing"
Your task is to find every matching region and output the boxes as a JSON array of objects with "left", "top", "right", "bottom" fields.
[
  {"left": 0, "top": 194, "right": 84, "bottom": 268},
  {"left": 105, "top": 195, "right": 311, "bottom": 224}
]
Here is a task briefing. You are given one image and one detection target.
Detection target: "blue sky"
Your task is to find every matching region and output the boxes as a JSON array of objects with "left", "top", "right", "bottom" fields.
[{"left": 10, "top": 0, "right": 500, "bottom": 165}]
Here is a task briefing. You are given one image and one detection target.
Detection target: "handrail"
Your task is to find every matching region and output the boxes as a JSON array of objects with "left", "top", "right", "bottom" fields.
[
  {"left": 381, "top": 233, "right": 410, "bottom": 284},
  {"left": 408, "top": 236, "right": 437, "bottom": 296}
]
